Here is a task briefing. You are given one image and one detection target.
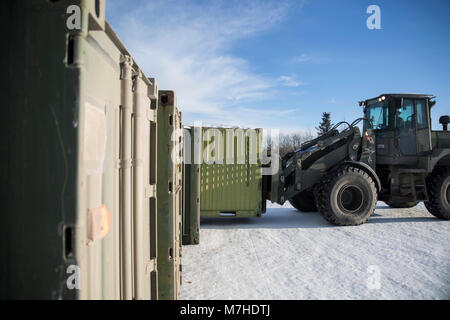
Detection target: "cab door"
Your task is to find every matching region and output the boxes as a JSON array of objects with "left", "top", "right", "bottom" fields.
[
  {"left": 395, "top": 98, "right": 416, "bottom": 155},
  {"left": 415, "top": 99, "right": 432, "bottom": 154}
]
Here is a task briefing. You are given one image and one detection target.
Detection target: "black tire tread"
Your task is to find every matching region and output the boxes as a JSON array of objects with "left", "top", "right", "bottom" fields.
[
  {"left": 316, "top": 166, "right": 377, "bottom": 226},
  {"left": 289, "top": 190, "right": 317, "bottom": 212},
  {"left": 424, "top": 166, "right": 450, "bottom": 220}
]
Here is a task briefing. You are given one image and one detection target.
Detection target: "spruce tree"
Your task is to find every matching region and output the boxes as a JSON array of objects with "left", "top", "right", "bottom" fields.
[{"left": 316, "top": 112, "right": 332, "bottom": 135}]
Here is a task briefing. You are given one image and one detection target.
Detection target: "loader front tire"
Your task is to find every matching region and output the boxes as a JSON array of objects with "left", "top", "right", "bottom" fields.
[
  {"left": 425, "top": 166, "right": 450, "bottom": 220},
  {"left": 317, "top": 166, "right": 377, "bottom": 226},
  {"left": 289, "top": 190, "right": 317, "bottom": 212}
]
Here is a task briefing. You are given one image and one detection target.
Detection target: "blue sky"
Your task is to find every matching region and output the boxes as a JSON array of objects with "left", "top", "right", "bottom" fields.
[{"left": 107, "top": 0, "right": 450, "bottom": 134}]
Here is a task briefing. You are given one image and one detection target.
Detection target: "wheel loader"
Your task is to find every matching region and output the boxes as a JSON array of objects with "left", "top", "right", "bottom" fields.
[{"left": 267, "top": 93, "right": 450, "bottom": 225}]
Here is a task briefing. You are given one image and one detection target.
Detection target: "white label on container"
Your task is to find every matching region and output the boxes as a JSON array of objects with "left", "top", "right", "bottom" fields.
[{"left": 83, "top": 102, "right": 107, "bottom": 175}]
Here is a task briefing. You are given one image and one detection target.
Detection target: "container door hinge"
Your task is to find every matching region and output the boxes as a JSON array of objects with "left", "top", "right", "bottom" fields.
[
  {"left": 147, "top": 109, "right": 156, "bottom": 123},
  {"left": 148, "top": 78, "right": 158, "bottom": 100},
  {"left": 145, "top": 259, "right": 157, "bottom": 274},
  {"left": 145, "top": 185, "right": 157, "bottom": 199},
  {"left": 116, "top": 159, "right": 132, "bottom": 169}
]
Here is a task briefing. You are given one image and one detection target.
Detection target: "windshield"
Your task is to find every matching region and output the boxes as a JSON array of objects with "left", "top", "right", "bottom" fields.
[{"left": 365, "top": 100, "right": 389, "bottom": 130}]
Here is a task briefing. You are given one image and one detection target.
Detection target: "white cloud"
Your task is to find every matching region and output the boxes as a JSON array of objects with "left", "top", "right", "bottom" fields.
[
  {"left": 108, "top": 0, "right": 292, "bottom": 124},
  {"left": 291, "top": 53, "right": 329, "bottom": 64},
  {"left": 278, "top": 75, "right": 304, "bottom": 87},
  {"left": 292, "top": 53, "right": 311, "bottom": 63},
  {"left": 190, "top": 106, "right": 298, "bottom": 129}
]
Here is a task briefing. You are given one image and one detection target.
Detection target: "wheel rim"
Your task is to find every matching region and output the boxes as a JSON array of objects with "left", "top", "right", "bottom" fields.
[
  {"left": 338, "top": 185, "right": 364, "bottom": 213},
  {"left": 445, "top": 181, "right": 450, "bottom": 207}
]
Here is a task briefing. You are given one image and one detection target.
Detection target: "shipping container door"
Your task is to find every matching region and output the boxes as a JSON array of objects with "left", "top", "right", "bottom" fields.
[
  {"left": 157, "top": 91, "right": 183, "bottom": 300},
  {"left": 182, "top": 127, "right": 201, "bottom": 245}
]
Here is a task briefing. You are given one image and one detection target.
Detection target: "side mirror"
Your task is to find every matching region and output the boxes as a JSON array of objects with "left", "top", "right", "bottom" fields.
[{"left": 439, "top": 115, "right": 449, "bottom": 131}]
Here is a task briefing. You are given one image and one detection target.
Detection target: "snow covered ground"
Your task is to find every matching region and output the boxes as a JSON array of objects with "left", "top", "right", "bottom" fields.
[{"left": 179, "top": 201, "right": 450, "bottom": 300}]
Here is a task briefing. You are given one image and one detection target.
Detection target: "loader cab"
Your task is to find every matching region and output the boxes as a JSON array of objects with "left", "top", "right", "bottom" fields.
[{"left": 362, "top": 94, "right": 434, "bottom": 165}]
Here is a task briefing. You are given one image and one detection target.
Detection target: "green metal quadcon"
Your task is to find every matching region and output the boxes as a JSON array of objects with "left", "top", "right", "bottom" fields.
[{"left": 199, "top": 127, "right": 265, "bottom": 218}]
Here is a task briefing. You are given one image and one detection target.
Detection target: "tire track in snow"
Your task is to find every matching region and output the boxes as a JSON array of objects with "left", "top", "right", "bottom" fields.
[{"left": 247, "top": 229, "right": 274, "bottom": 299}]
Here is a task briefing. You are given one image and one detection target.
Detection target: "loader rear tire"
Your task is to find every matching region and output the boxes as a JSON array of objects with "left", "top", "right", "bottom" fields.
[
  {"left": 385, "top": 200, "right": 419, "bottom": 208},
  {"left": 289, "top": 190, "right": 317, "bottom": 212},
  {"left": 316, "top": 166, "right": 377, "bottom": 226},
  {"left": 424, "top": 166, "right": 450, "bottom": 220}
]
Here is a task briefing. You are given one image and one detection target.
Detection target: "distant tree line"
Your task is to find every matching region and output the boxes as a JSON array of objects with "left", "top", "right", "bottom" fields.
[
  {"left": 265, "top": 112, "right": 333, "bottom": 158},
  {"left": 277, "top": 131, "right": 315, "bottom": 158}
]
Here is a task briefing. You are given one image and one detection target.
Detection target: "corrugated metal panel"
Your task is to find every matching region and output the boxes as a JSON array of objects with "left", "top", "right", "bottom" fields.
[
  {"left": 182, "top": 127, "right": 201, "bottom": 245},
  {"left": 156, "top": 91, "right": 183, "bottom": 300},
  {"left": 200, "top": 127, "right": 264, "bottom": 217},
  {"left": 1, "top": 0, "right": 157, "bottom": 300}
]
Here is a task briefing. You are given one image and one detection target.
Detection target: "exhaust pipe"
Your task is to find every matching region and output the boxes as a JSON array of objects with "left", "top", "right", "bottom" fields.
[{"left": 439, "top": 115, "right": 449, "bottom": 131}]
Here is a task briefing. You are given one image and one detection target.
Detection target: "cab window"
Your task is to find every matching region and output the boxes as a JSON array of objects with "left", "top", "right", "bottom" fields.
[
  {"left": 416, "top": 99, "right": 428, "bottom": 129},
  {"left": 396, "top": 99, "right": 414, "bottom": 129},
  {"left": 365, "top": 101, "right": 388, "bottom": 130}
]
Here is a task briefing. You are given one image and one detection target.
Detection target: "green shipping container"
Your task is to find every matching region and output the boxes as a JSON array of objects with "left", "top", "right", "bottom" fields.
[
  {"left": 156, "top": 91, "right": 183, "bottom": 300},
  {"left": 182, "top": 127, "right": 201, "bottom": 245},
  {"left": 199, "top": 127, "right": 266, "bottom": 217},
  {"left": 1, "top": 0, "right": 158, "bottom": 299}
]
